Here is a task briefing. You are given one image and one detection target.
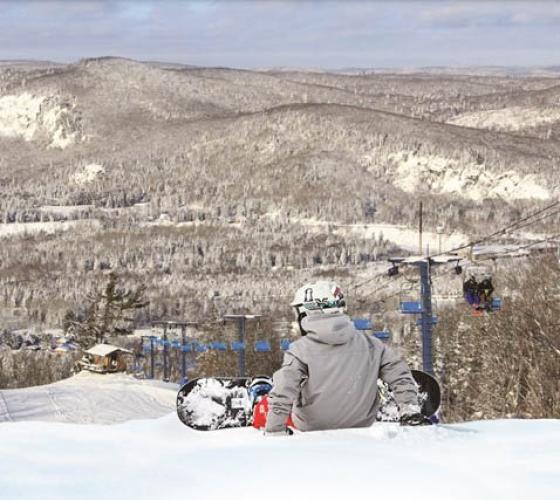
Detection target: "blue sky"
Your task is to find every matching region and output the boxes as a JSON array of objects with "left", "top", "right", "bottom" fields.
[{"left": 1, "top": 1, "right": 559, "bottom": 68}]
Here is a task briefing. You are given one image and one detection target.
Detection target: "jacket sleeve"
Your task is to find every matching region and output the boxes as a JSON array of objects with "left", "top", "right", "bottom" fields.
[
  {"left": 265, "top": 351, "right": 307, "bottom": 432},
  {"left": 379, "top": 344, "right": 420, "bottom": 415}
]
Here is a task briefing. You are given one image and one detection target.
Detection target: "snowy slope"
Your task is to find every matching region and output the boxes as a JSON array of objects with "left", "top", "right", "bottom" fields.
[
  {"left": 0, "top": 93, "right": 83, "bottom": 148},
  {"left": 447, "top": 106, "right": 560, "bottom": 132},
  {"left": 0, "top": 414, "right": 558, "bottom": 500},
  {"left": 387, "top": 152, "right": 551, "bottom": 201},
  {"left": 0, "top": 371, "right": 177, "bottom": 424},
  {"left": 271, "top": 215, "right": 468, "bottom": 253}
]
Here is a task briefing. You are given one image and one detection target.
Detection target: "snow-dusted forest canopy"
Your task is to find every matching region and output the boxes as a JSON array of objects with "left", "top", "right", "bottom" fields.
[{"left": 0, "top": 58, "right": 559, "bottom": 422}]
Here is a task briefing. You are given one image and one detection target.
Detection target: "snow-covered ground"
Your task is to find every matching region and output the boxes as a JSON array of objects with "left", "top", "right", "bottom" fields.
[
  {"left": 0, "top": 219, "right": 100, "bottom": 238},
  {"left": 387, "top": 152, "right": 551, "bottom": 201},
  {"left": 0, "top": 413, "right": 558, "bottom": 500},
  {"left": 39, "top": 204, "right": 95, "bottom": 216},
  {"left": 291, "top": 217, "right": 467, "bottom": 253},
  {"left": 0, "top": 371, "right": 176, "bottom": 424},
  {"left": 72, "top": 163, "right": 105, "bottom": 185},
  {"left": 0, "top": 93, "right": 83, "bottom": 148},
  {"left": 1, "top": 373, "right": 559, "bottom": 499}
]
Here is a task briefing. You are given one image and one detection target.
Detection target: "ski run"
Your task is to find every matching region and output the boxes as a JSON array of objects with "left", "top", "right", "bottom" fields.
[{"left": 0, "top": 374, "right": 559, "bottom": 500}]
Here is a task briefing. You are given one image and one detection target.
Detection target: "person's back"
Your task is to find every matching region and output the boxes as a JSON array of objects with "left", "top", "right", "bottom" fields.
[
  {"left": 265, "top": 281, "right": 424, "bottom": 434},
  {"left": 282, "top": 314, "right": 417, "bottom": 430}
]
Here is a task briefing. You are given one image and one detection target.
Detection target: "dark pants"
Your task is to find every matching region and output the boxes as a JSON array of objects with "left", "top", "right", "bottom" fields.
[{"left": 464, "top": 291, "right": 479, "bottom": 306}]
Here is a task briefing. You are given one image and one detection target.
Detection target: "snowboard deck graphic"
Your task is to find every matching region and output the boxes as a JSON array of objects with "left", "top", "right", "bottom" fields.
[
  {"left": 177, "top": 370, "right": 441, "bottom": 431},
  {"left": 176, "top": 377, "right": 254, "bottom": 431},
  {"left": 376, "top": 369, "right": 441, "bottom": 422}
]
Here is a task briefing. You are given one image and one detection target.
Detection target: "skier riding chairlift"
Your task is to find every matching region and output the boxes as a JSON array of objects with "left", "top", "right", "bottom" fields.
[
  {"left": 463, "top": 275, "right": 480, "bottom": 307},
  {"left": 257, "top": 280, "right": 430, "bottom": 435},
  {"left": 477, "top": 276, "right": 494, "bottom": 311}
]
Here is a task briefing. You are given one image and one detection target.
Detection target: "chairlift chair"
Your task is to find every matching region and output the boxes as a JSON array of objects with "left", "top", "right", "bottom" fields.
[
  {"left": 463, "top": 262, "right": 499, "bottom": 314},
  {"left": 194, "top": 342, "right": 208, "bottom": 353},
  {"left": 372, "top": 331, "right": 391, "bottom": 341},
  {"left": 181, "top": 343, "right": 194, "bottom": 353},
  {"left": 401, "top": 301, "right": 423, "bottom": 314},
  {"left": 231, "top": 341, "right": 245, "bottom": 352},
  {"left": 399, "top": 283, "right": 423, "bottom": 314},
  {"left": 254, "top": 340, "right": 272, "bottom": 352},
  {"left": 209, "top": 341, "right": 228, "bottom": 352},
  {"left": 352, "top": 318, "right": 373, "bottom": 331}
]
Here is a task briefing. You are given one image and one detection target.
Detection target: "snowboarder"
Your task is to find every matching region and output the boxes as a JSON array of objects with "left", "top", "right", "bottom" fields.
[{"left": 264, "top": 281, "right": 429, "bottom": 435}]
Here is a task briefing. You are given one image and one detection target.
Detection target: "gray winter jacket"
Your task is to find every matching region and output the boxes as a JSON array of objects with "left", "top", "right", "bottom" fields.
[{"left": 266, "top": 313, "right": 419, "bottom": 432}]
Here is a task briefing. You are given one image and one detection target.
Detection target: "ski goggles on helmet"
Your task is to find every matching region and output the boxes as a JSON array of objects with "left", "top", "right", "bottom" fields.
[{"left": 300, "top": 298, "right": 346, "bottom": 311}]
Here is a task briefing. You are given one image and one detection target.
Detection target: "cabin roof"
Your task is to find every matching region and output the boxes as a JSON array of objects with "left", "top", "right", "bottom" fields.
[{"left": 85, "top": 344, "right": 133, "bottom": 357}]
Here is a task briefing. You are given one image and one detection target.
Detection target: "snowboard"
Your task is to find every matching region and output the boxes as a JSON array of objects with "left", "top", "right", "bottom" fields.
[
  {"left": 376, "top": 369, "right": 441, "bottom": 423},
  {"left": 177, "top": 370, "right": 441, "bottom": 431},
  {"left": 176, "top": 376, "right": 272, "bottom": 431}
]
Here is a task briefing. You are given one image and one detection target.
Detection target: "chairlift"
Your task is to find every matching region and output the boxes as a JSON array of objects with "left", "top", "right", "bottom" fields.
[
  {"left": 372, "top": 331, "right": 391, "bottom": 341},
  {"left": 231, "top": 341, "right": 245, "bottom": 352},
  {"left": 400, "top": 301, "right": 423, "bottom": 314},
  {"left": 195, "top": 342, "right": 208, "bottom": 353},
  {"left": 181, "top": 343, "right": 194, "bottom": 353},
  {"left": 352, "top": 318, "right": 373, "bottom": 331},
  {"left": 254, "top": 340, "right": 272, "bottom": 352},
  {"left": 462, "top": 262, "right": 499, "bottom": 314},
  {"left": 399, "top": 283, "right": 423, "bottom": 314},
  {"left": 209, "top": 341, "right": 228, "bottom": 352}
]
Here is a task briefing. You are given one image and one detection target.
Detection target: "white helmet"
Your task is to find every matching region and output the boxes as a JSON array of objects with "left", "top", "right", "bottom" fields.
[{"left": 291, "top": 281, "right": 346, "bottom": 317}]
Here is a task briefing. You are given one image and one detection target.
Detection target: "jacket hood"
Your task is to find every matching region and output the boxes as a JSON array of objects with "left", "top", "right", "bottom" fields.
[{"left": 301, "top": 313, "right": 355, "bottom": 345}]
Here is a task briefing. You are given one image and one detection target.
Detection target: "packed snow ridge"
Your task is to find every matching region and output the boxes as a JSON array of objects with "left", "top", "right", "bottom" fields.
[
  {"left": 448, "top": 106, "right": 560, "bottom": 132},
  {"left": 387, "top": 151, "right": 550, "bottom": 201},
  {"left": 0, "top": 93, "right": 83, "bottom": 149},
  {"left": 0, "top": 371, "right": 177, "bottom": 424}
]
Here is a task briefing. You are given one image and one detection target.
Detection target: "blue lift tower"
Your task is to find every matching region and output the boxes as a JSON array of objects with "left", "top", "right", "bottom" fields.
[{"left": 388, "top": 255, "right": 460, "bottom": 376}]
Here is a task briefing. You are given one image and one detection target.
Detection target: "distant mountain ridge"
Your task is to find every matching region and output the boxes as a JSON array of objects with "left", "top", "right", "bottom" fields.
[{"left": 0, "top": 57, "right": 558, "bottom": 328}]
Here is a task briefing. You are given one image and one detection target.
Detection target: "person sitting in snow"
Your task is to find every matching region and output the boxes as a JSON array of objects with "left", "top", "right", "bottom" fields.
[{"left": 262, "top": 281, "right": 429, "bottom": 435}]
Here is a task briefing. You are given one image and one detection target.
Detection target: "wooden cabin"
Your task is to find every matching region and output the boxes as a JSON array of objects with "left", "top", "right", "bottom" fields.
[{"left": 79, "top": 344, "right": 133, "bottom": 374}]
